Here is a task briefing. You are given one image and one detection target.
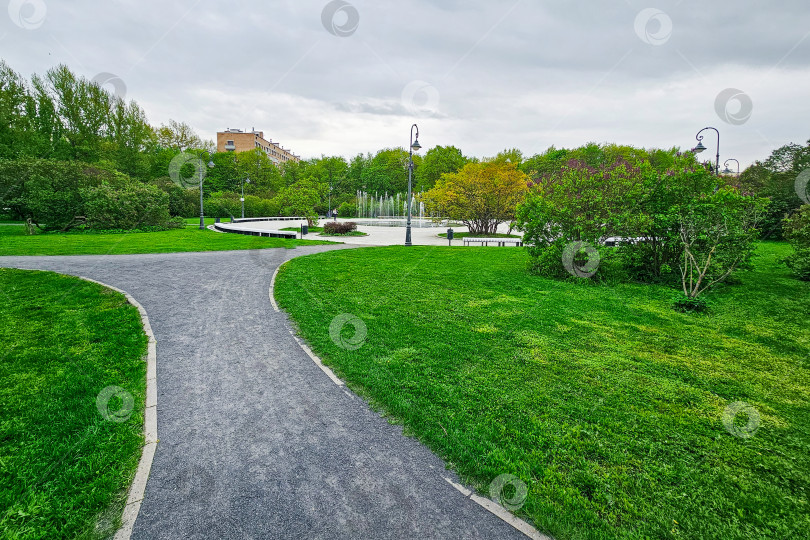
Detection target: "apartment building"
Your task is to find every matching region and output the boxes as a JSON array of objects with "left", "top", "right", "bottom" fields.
[{"left": 216, "top": 128, "right": 300, "bottom": 164}]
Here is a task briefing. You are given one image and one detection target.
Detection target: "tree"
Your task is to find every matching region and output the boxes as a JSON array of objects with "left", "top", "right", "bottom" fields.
[
  {"left": 235, "top": 149, "right": 284, "bottom": 196},
  {"left": 414, "top": 145, "right": 468, "bottom": 192},
  {"left": 108, "top": 98, "right": 154, "bottom": 179},
  {"left": 361, "top": 148, "right": 415, "bottom": 194},
  {"left": 738, "top": 140, "right": 810, "bottom": 239},
  {"left": 277, "top": 177, "right": 325, "bottom": 226},
  {"left": 488, "top": 148, "right": 523, "bottom": 165},
  {"left": 676, "top": 188, "right": 767, "bottom": 299},
  {"left": 155, "top": 119, "right": 210, "bottom": 152},
  {"left": 616, "top": 155, "right": 712, "bottom": 283},
  {"left": 514, "top": 158, "right": 647, "bottom": 278},
  {"left": 346, "top": 153, "right": 370, "bottom": 193},
  {"left": 423, "top": 161, "right": 528, "bottom": 235},
  {"left": 782, "top": 205, "right": 810, "bottom": 280},
  {"left": 0, "top": 61, "right": 38, "bottom": 159},
  {"left": 309, "top": 155, "right": 348, "bottom": 190}
]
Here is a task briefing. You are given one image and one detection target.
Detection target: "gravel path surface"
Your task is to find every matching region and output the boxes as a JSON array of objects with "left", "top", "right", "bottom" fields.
[{"left": 0, "top": 247, "right": 528, "bottom": 539}]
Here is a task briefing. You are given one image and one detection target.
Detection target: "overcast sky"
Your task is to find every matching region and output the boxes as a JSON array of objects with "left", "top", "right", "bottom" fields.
[{"left": 3, "top": 0, "right": 809, "bottom": 167}]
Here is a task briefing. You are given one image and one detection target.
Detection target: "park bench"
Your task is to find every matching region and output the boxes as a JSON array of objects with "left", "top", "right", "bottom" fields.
[{"left": 463, "top": 237, "right": 523, "bottom": 247}]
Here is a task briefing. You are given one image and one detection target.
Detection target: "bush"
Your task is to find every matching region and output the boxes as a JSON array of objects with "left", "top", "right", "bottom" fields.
[
  {"left": 206, "top": 192, "right": 239, "bottom": 219},
  {"left": 515, "top": 158, "right": 648, "bottom": 279},
  {"left": 82, "top": 181, "right": 172, "bottom": 230},
  {"left": 338, "top": 202, "right": 356, "bottom": 218},
  {"left": 0, "top": 159, "right": 119, "bottom": 230},
  {"left": 672, "top": 295, "right": 708, "bottom": 313},
  {"left": 783, "top": 205, "right": 810, "bottom": 280},
  {"left": 323, "top": 221, "right": 357, "bottom": 235},
  {"left": 243, "top": 195, "right": 280, "bottom": 218},
  {"left": 676, "top": 188, "right": 767, "bottom": 300},
  {"left": 150, "top": 176, "right": 198, "bottom": 217}
]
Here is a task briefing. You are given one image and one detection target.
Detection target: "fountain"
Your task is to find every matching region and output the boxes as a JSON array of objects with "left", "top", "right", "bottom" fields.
[{"left": 354, "top": 190, "right": 442, "bottom": 227}]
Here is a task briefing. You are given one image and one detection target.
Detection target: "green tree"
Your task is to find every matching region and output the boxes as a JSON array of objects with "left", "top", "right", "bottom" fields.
[
  {"left": 782, "top": 205, "right": 810, "bottom": 280},
  {"left": 414, "top": 145, "right": 468, "bottom": 192},
  {"left": 676, "top": 188, "right": 767, "bottom": 299},
  {"left": 739, "top": 140, "right": 810, "bottom": 239},
  {"left": 514, "top": 158, "right": 647, "bottom": 278},
  {"left": 488, "top": 147, "right": 523, "bottom": 165},
  {"left": 616, "top": 154, "right": 710, "bottom": 283},
  {"left": 1, "top": 158, "right": 125, "bottom": 231},
  {"left": 156, "top": 119, "right": 206, "bottom": 151},
  {"left": 0, "top": 61, "right": 39, "bottom": 159},
  {"left": 361, "top": 148, "right": 419, "bottom": 195},
  {"left": 235, "top": 149, "right": 284, "bottom": 196},
  {"left": 308, "top": 155, "right": 349, "bottom": 192},
  {"left": 423, "top": 161, "right": 528, "bottom": 235},
  {"left": 277, "top": 177, "right": 324, "bottom": 226}
]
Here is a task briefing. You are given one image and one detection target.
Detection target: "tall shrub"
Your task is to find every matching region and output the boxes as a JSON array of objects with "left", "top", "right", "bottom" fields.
[
  {"left": 783, "top": 205, "right": 810, "bottom": 280},
  {"left": 82, "top": 181, "right": 173, "bottom": 230},
  {"left": 676, "top": 188, "right": 767, "bottom": 299},
  {"left": 0, "top": 159, "right": 118, "bottom": 230},
  {"left": 514, "top": 159, "right": 646, "bottom": 278}
]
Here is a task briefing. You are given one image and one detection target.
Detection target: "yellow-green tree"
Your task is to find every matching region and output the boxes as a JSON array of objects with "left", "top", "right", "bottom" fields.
[{"left": 423, "top": 161, "right": 528, "bottom": 235}]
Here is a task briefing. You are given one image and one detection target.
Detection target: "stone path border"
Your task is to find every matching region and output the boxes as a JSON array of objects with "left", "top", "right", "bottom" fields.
[
  {"left": 77, "top": 277, "right": 158, "bottom": 540},
  {"left": 213, "top": 221, "right": 297, "bottom": 238}
]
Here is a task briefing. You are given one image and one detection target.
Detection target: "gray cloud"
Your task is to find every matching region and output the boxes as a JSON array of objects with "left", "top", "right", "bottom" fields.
[{"left": 2, "top": 0, "right": 809, "bottom": 166}]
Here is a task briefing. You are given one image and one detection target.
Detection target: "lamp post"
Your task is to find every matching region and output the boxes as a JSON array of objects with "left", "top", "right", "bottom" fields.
[
  {"left": 405, "top": 124, "right": 421, "bottom": 246},
  {"left": 694, "top": 127, "right": 720, "bottom": 175},
  {"left": 199, "top": 154, "right": 215, "bottom": 230},
  {"left": 240, "top": 175, "right": 250, "bottom": 219},
  {"left": 722, "top": 158, "right": 740, "bottom": 177}
]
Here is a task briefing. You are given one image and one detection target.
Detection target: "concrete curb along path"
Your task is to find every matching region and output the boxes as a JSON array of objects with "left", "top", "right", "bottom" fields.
[
  {"left": 0, "top": 247, "right": 546, "bottom": 539},
  {"left": 76, "top": 278, "right": 159, "bottom": 540}
]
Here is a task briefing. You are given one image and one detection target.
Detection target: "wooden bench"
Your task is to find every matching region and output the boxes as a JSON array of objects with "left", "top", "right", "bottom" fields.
[{"left": 463, "top": 237, "right": 523, "bottom": 247}]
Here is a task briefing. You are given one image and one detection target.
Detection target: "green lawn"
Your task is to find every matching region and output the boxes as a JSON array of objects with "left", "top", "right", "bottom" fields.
[
  {"left": 0, "top": 269, "right": 148, "bottom": 538},
  {"left": 281, "top": 227, "right": 368, "bottom": 237},
  {"left": 0, "top": 224, "right": 332, "bottom": 256},
  {"left": 182, "top": 217, "right": 220, "bottom": 226},
  {"left": 282, "top": 226, "right": 324, "bottom": 233},
  {"left": 275, "top": 242, "right": 810, "bottom": 540}
]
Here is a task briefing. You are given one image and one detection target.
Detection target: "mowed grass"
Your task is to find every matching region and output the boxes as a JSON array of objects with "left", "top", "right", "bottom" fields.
[
  {"left": 0, "top": 224, "right": 332, "bottom": 256},
  {"left": 0, "top": 270, "right": 148, "bottom": 538},
  {"left": 275, "top": 242, "right": 810, "bottom": 540},
  {"left": 281, "top": 226, "right": 368, "bottom": 237}
]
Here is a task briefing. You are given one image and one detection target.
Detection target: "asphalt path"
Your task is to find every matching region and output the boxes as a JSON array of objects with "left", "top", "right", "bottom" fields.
[{"left": 0, "top": 247, "right": 528, "bottom": 539}]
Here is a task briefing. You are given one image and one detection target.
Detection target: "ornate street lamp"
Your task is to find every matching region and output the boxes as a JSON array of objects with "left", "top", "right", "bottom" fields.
[
  {"left": 240, "top": 176, "right": 250, "bottom": 219},
  {"left": 722, "top": 158, "right": 740, "bottom": 177},
  {"left": 694, "top": 127, "right": 720, "bottom": 175},
  {"left": 199, "top": 155, "right": 215, "bottom": 230},
  {"left": 405, "top": 124, "right": 421, "bottom": 246}
]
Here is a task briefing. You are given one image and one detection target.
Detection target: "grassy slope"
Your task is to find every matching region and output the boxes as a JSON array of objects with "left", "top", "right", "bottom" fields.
[
  {"left": 0, "top": 270, "right": 148, "bottom": 539},
  {"left": 0, "top": 225, "right": 332, "bottom": 256},
  {"left": 275, "top": 242, "right": 810, "bottom": 540}
]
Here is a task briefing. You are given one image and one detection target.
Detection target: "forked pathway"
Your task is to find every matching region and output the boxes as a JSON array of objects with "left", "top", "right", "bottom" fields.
[{"left": 0, "top": 247, "right": 534, "bottom": 539}]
